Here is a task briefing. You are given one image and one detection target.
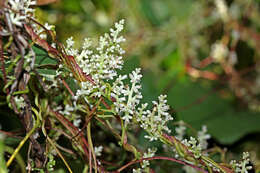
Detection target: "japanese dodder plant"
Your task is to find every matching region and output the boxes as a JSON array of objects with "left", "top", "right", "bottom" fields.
[{"left": 0, "top": 0, "right": 254, "bottom": 172}]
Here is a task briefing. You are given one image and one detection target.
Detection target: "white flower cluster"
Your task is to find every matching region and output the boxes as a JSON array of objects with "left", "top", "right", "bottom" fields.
[
  {"left": 34, "top": 23, "right": 56, "bottom": 40},
  {"left": 132, "top": 148, "right": 157, "bottom": 173},
  {"left": 111, "top": 68, "right": 143, "bottom": 124},
  {"left": 230, "top": 152, "right": 253, "bottom": 173},
  {"left": 65, "top": 20, "right": 126, "bottom": 102},
  {"left": 7, "top": 0, "right": 36, "bottom": 27},
  {"left": 197, "top": 125, "right": 210, "bottom": 150},
  {"left": 75, "top": 81, "right": 103, "bottom": 101},
  {"left": 73, "top": 116, "right": 81, "bottom": 127},
  {"left": 142, "top": 148, "right": 157, "bottom": 168},
  {"left": 77, "top": 20, "right": 125, "bottom": 80},
  {"left": 175, "top": 121, "right": 186, "bottom": 140},
  {"left": 174, "top": 124, "right": 210, "bottom": 160},
  {"left": 182, "top": 137, "right": 202, "bottom": 159},
  {"left": 63, "top": 21, "right": 174, "bottom": 143},
  {"left": 58, "top": 104, "right": 75, "bottom": 116},
  {"left": 137, "top": 95, "right": 173, "bottom": 141},
  {"left": 65, "top": 37, "right": 78, "bottom": 57}
]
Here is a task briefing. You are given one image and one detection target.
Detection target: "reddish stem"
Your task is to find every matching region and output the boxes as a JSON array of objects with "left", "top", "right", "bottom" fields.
[
  {"left": 0, "top": 129, "right": 23, "bottom": 138},
  {"left": 199, "top": 57, "right": 213, "bottom": 68},
  {"left": 50, "top": 109, "right": 90, "bottom": 158},
  {"left": 116, "top": 156, "right": 208, "bottom": 173},
  {"left": 61, "top": 78, "right": 75, "bottom": 96},
  {"left": 72, "top": 99, "right": 99, "bottom": 139}
]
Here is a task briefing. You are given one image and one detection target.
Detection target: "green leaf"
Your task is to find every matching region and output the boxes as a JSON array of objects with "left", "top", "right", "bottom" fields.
[
  {"left": 140, "top": 0, "right": 160, "bottom": 26},
  {"left": 32, "top": 45, "right": 57, "bottom": 75},
  {"left": 141, "top": 70, "right": 160, "bottom": 104},
  {"left": 120, "top": 56, "right": 140, "bottom": 75},
  {"left": 167, "top": 78, "right": 260, "bottom": 144},
  {"left": 158, "top": 49, "right": 186, "bottom": 91},
  {"left": 33, "top": 45, "right": 57, "bottom": 66}
]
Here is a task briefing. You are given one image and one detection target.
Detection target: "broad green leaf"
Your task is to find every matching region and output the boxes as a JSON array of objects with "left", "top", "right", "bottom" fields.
[
  {"left": 141, "top": 70, "right": 160, "bottom": 104},
  {"left": 32, "top": 45, "right": 57, "bottom": 75},
  {"left": 167, "top": 78, "right": 260, "bottom": 144},
  {"left": 140, "top": 0, "right": 160, "bottom": 26},
  {"left": 33, "top": 45, "right": 57, "bottom": 65}
]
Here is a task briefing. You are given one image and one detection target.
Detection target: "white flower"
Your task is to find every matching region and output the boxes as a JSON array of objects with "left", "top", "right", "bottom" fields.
[
  {"left": 211, "top": 42, "right": 228, "bottom": 62},
  {"left": 133, "top": 168, "right": 142, "bottom": 173},
  {"left": 8, "top": 0, "right": 23, "bottom": 11},
  {"left": 229, "top": 51, "right": 237, "bottom": 65},
  {"left": 122, "top": 113, "right": 132, "bottom": 124},
  {"left": 66, "top": 37, "right": 75, "bottom": 48},
  {"left": 94, "top": 146, "right": 103, "bottom": 157},
  {"left": 73, "top": 118, "right": 81, "bottom": 127},
  {"left": 82, "top": 38, "right": 92, "bottom": 49},
  {"left": 7, "top": 0, "right": 36, "bottom": 26},
  {"left": 182, "top": 137, "right": 202, "bottom": 159},
  {"left": 175, "top": 121, "right": 186, "bottom": 140},
  {"left": 63, "top": 20, "right": 126, "bottom": 105},
  {"left": 14, "top": 96, "right": 26, "bottom": 109},
  {"left": 67, "top": 20, "right": 125, "bottom": 82},
  {"left": 129, "top": 68, "right": 142, "bottom": 83},
  {"left": 110, "top": 19, "right": 126, "bottom": 43},
  {"left": 197, "top": 125, "right": 211, "bottom": 150},
  {"left": 112, "top": 68, "right": 143, "bottom": 124},
  {"left": 137, "top": 95, "right": 173, "bottom": 141},
  {"left": 59, "top": 104, "right": 75, "bottom": 116},
  {"left": 65, "top": 37, "right": 78, "bottom": 56},
  {"left": 34, "top": 23, "right": 55, "bottom": 39},
  {"left": 230, "top": 152, "right": 252, "bottom": 173},
  {"left": 32, "top": 131, "right": 39, "bottom": 139},
  {"left": 141, "top": 148, "right": 157, "bottom": 168},
  {"left": 214, "top": 0, "right": 229, "bottom": 22},
  {"left": 9, "top": 13, "right": 26, "bottom": 27}
]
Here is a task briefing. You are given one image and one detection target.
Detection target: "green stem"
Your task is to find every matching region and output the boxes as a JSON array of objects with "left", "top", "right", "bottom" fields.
[
  {"left": 12, "top": 88, "right": 29, "bottom": 95},
  {"left": 87, "top": 122, "right": 97, "bottom": 173},
  {"left": 42, "top": 120, "right": 73, "bottom": 173},
  {"left": 202, "top": 156, "right": 227, "bottom": 173},
  {"left": 120, "top": 119, "right": 126, "bottom": 145},
  {"left": 3, "top": 35, "right": 13, "bottom": 50},
  {"left": 5, "top": 146, "right": 26, "bottom": 173},
  {"left": 96, "top": 114, "right": 114, "bottom": 118},
  {"left": 6, "top": 107, "right": 40, "bottom": 167},
  {"left": 46, "top": 136, "right": 73, "bottom": 173},
  {"left": 6, "top": 55, "right": 21, "bottom": 75}
]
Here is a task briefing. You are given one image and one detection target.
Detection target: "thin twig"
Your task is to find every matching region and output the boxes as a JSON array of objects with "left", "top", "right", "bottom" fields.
[{"left": 116, "top": 156, "right": 208, "bottom": 173}]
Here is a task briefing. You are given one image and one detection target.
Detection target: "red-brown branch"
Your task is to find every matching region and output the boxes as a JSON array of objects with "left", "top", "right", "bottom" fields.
[
  {"left": 61, "top": 78, "right": 75, "bottom": 96},
  {"left": 50, "top": 109, "right": 89, "bottom": 159},
  {"left": 116, "top": 156, "right": 208, "bottom": 173}
]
